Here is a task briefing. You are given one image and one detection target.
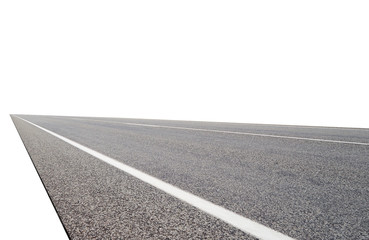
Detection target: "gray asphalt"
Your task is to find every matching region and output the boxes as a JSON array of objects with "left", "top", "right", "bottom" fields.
[{"left": 12, "top": 115, "right": 369, "bottom": 239}]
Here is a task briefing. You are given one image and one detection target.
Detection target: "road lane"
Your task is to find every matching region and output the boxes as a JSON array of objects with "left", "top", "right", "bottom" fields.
[
  {"left": 12, "top": 116, "right": 254, "bottom": 239},
  {"left": 57, "top": 116, "right": 369, "bottom": 144},
  {"left": 12, "top": 115, "right": 369, "bottom": 239}
]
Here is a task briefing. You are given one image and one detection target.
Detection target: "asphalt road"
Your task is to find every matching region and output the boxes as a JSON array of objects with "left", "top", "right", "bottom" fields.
[{"left": 12, "top": 115, "right": 369, "bottom": 239}]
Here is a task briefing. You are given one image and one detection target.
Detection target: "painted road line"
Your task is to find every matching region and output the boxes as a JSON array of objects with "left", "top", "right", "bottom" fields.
[
  {"left": 16, "top": 116, "right": 295, "bottom": 240},
  {"left": 61, "top": 117, "right": 369, "bottom": 146}
]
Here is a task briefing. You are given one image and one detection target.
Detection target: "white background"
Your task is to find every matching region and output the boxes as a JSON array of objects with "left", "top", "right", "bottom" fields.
[{"left": 1, "top": 1, "right": 368, "bottom": 238}]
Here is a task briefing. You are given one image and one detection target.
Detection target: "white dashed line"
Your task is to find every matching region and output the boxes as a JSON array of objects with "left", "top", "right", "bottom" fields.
[{"left": 63, "top": 117, "right": 369, "bottom": 146}]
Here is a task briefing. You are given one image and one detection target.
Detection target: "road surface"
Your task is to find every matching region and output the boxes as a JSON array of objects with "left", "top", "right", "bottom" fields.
[{"left": 11, "top": 115, "right": 369, "bottom": 239}]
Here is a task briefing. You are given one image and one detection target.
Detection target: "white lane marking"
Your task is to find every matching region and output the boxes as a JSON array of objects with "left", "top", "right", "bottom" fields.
[
  {"left": 16, "top": 116, "right": 295, "bottom": 240},
  {"left": 60, "top": 117, "right": 369, "bottom": 146},
  {"left": 49, "top": 115, "right": 369, "bottom": 131}
]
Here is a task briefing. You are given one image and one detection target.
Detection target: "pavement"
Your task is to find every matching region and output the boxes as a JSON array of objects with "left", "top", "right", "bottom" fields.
[{"left": 11, "top": 115, "right": 369, "bottom": 239}]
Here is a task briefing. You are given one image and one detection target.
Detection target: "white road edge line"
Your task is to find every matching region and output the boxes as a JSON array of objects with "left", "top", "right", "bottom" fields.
[
  {"left": 64, "top": 117, "right": 369, "bottom": 146},
  {"left": 16, "top": 116, "right": 296, "bottom": 240}
]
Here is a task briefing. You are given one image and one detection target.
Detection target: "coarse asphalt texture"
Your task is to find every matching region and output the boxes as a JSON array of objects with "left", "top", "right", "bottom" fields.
[{"left": 11, "top": 115, "right": 369, "bottom": 239}]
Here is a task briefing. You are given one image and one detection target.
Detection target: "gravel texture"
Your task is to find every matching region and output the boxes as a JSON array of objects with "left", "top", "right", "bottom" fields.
[
  {"left": 13, "top": 115, "right": 369, "bottom": 239},
  {"left": 12, "top": 117, "right": 254, "bottom": 239}
]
